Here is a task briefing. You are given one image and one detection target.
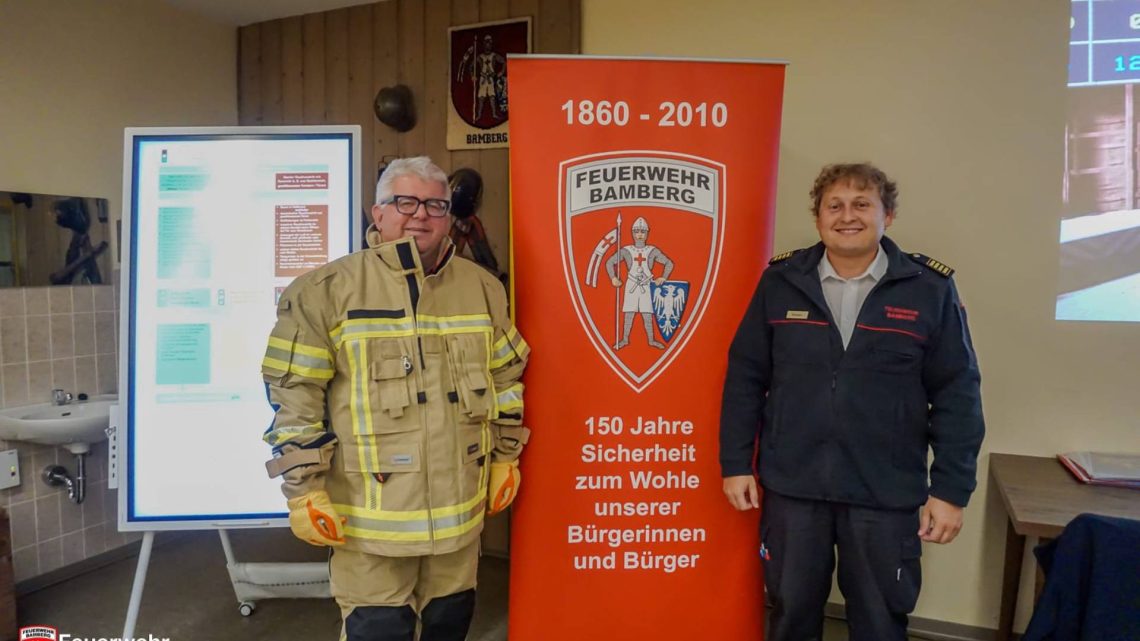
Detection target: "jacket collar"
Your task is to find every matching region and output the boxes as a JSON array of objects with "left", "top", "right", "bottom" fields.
[
  {"left": 787, "top": 235, "right": 920, "bottom": 281},
  {"left": 367, "top": 224, "right": 456, "bottom": 276}
]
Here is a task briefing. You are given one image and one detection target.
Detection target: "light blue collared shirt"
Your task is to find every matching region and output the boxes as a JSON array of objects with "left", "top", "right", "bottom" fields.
[{"left": 818, "top": 245, "right": 889, "bottom": 349}]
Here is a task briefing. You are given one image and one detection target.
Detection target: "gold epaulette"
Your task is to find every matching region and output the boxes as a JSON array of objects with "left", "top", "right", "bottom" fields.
[
  {"left": 768, "top": 248, "right": 805, "bottom": 265},
  {"left": 908, "top": 252, "right": 954, "bottom": 278}
]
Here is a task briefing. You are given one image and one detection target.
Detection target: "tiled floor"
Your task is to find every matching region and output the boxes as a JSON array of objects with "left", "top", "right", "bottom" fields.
[{"left": 18, "top": 528, "right": 909, "bottom": 640}]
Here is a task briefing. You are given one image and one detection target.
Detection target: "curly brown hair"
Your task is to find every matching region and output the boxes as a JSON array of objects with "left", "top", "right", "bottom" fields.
[{"left": 809, "top": 163, "right": 898, "bottom": 217}]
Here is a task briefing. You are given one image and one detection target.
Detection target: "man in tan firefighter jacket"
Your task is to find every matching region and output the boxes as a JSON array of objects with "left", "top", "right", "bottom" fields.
[{"left": 261, "top": 156, "right": 529, "bottom": 641}]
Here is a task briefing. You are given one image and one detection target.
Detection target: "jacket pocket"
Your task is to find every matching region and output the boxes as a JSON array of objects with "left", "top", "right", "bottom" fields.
[
  {"left": 371, "top": 356, "right": 412, "bottom": 417},
  {"left": 445, "top": 333, "right": 493, "bottom": 421},
  {"left": 343, "top": 435, "right": 424, "bottom": 514},
  {"left": 868, "top": 333, "right": 923, "bottom": 374},
  {"left": 369, "top": 339, "right": 414, "bottom": 423},
  {"left": 344, "top": 435, "right": 422, "bottom": 475},
  {"left": 457, "top": 423, "right": 489, "bottom": 501},
  {"left": 886, "top": 534, "right": 923, "bottom": 615},
  {"left": 262, "top": 321, "right": 299, "bottom": 385}
]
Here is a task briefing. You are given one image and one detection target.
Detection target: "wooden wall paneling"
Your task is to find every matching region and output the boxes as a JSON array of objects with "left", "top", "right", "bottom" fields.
[
  {"left": 446, "top": 0, "right": 478, "bottom": 174},
  {"left": 477, "top": 150, "right": 509, "bottom": 270},
  {"left": 424, "top": 0, "right": 453, "bottom": 171},
  {"left": 480, "top": 0, "right": 510, "bottom": 20},
  {"left": 397, "top": 0, "right": 427, "bottom": 156},
  {"left": 325, "top": 9, "right": 351, "bottom": 125},
  {"left": 302, "top": 13, "right": 327, "bottom": 124},
  {"left": 483, "top": 0, "right": 526, "bottom": 269},
  {"left": 537, "top": 0, "right": 571, "bottom": 54},
  {"left": 446, "top": 1, "right": 492, "bottom": 264},
  {"left": 281, "top": 17, "right": 305, "bottom": 123},
  {"left": 238, "top": 25, "right": 262, "bottom": 125},
  {"left": 508, "top": 0, "right": 539, "bottom": 29},
  {"left": 240, "top": 0, "right": 580, "bottom": 274},
  {"left": 260, "top": 20, "right": 284, "bottom": 125},
  {"left": 569, "top": 0, "right": 580, "bottom": 52},
  {"left": 348, "top": 5, "right": 376, "bottom": 212},
  {"left": 373, "top": 0, "right": 401, "bottom": 188}
]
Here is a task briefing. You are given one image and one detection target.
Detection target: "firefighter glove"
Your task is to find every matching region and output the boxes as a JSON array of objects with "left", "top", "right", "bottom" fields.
[
  {"left": 487, "top": 460, "right": 521, "bottom": 516},
  {"left": 287, "top": 490, "right": 347, "bottom": 546}
]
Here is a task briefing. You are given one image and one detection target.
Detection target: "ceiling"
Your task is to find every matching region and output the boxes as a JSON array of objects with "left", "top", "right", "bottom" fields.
[{"left": 162, "top": 0, "right": 381, "bottom": 27}]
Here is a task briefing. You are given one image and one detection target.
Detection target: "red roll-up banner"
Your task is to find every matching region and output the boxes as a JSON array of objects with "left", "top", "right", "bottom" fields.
[{"left": 508, "top": 56, "right": 786, "bottom": 640}]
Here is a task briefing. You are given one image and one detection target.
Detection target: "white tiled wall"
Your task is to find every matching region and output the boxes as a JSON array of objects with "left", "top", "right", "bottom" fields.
[{"left": 0, "top": 285, "right": 140, "bottom": 582}]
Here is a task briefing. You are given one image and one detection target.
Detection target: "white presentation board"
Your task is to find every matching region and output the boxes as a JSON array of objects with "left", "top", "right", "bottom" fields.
[{"left": 118, "top": 126, "right": 361, "bottom": 530}]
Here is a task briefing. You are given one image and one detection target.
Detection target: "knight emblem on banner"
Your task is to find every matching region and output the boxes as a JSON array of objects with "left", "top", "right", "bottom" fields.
[{"left": 563, "top": 152, "right": 725, "bottom": 392}]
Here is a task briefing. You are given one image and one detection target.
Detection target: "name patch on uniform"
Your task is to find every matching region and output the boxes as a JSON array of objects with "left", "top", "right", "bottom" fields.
[
  {"left": 391, "top": 454, "right": 414, "bottom": 465},
  {"left": 885, "top": 306, "right": 919, "bottom": 322},
  {"left": 467, "top": 443, "right": 480, "bottom": 456},
  {"left": 785, "top": 310, "right": 810, "bottom": 320}
]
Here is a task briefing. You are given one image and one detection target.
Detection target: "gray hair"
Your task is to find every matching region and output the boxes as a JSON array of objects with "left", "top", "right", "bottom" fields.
[{"left": 375, "top": 156, "right": 450, "bottom": 206}]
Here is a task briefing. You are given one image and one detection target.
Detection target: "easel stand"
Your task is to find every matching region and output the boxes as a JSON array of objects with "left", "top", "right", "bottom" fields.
[{"left": 121, "top": 530, "right": 331, "bottom": 637}]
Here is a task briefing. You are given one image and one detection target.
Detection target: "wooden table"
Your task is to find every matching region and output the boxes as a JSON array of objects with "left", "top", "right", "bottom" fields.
[{"left": 989, "top": 453, "right": 1140, "bottom": 641}]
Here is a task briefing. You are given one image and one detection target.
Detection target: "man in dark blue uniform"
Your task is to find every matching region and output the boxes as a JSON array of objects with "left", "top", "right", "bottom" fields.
[{"left": 719, "top": 163, "right": 984, "bottom": 641}]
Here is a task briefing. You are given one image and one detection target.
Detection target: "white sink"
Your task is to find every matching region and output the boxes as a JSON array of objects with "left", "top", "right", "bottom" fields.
[{"left": 0, "top": 395, "right": 116, "bottom": 454}]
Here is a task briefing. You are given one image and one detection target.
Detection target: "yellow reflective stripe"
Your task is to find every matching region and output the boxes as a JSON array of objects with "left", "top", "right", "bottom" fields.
[
  {"left": 264, "top": 356, "right": 334, "bottom": 380},
  {"left": 418, "top": 326, "right": 492, "bottom": 337},
  {"left": 289, "top": 363, "right": 335, "bottom": 380},
  {"left": 331, "top": 318, "right": 416, "bottom": 346},
  {"left": 336, "top": 494, "right": 485, "bottom": 542},
  {"left": 490, "top": 336, "right": 512, "bottom": 366},
  {"left": 418, "top": 313, "right": 492, "bottom": 332},
  {"left": 335, "top": 331, "right": 415, "bottom": 349},
  {"left": 370, "top": 473, "right": 382, "bottom": 512},
  {"left": 495, "top": 383, "right": 524, "bottom": 413},
  {"left": 261, "top": 355, "right": 290, "bottom": 376},
  {"left": 262, "top": 422, "right": 324, "bottom": 446},
  {"left": 418, "top": 313, "right": 491, "bottom": 323},
  {"left": 330, "top": 315, "right": 494, "bottom": 348},
  {"left": 488, "top": 350, "right": 512, "bottom": 369},
  {"left": 262, "top": 355, "right": 334, "bottom": 381},
  {"left": 434, "top": 511, "right": 484, "bottom": 540},
  {"left": 489, "top": 326, "right": 529, "bottom": 368},
  {"left": 429, "top": 489, "right": 485, "bottom": 518},
  {"left": 337, "top": 493, "right": 483, "bottom": 522},
  {"left": 343, "top": 526, "right": 432, "bottom": 542},
  {"left": 264, "top": 335, "right": 334, "bottom": 380},
  {"left": 347, "top": 342, "right": 380, "bottom": 508},
  {"left": 512, "top": 334, "right": 531, "bottom": 359},
  {"left": 419, "top": 312, "right": 490, "bottom": 323},
  {"left": 267, "top": 335, "right": 332, "bottom": 362},
  {"left": 336, "top": 503, "right": 431, "bottom": 520},
  {"left": 481, "top": 429, "right": 491, "bottom": 491},
  {"left": 428, "top": 504, "right": 481, "bottom": 538}
]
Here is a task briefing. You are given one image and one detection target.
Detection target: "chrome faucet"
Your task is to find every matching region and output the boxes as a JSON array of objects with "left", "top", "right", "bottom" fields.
[{"left": 51, "top": 389, "right": 73, "bottom": 406}]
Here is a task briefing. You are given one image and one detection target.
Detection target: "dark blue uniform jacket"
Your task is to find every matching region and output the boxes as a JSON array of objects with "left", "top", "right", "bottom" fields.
[
  {"left": 719, "top": 236, "right": 984, "bottom": 509},
  {"left": 1024, "top": 514, "right": 1140, "bottom": 641}
]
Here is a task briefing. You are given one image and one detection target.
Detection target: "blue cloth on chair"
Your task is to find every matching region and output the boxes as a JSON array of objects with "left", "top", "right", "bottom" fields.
[{"left": 1022, "top": 513, "right": 1140, "bottom": 641}]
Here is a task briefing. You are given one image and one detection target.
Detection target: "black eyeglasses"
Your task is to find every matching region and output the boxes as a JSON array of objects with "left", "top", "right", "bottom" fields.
[{"left": 381, "top": 194, "right": 452, "bottom": 217}]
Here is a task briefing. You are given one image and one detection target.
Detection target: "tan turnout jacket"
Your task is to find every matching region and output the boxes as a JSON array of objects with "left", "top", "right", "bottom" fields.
[{"left": 262, "top": 228, "right": 529, "bottom": 557}]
